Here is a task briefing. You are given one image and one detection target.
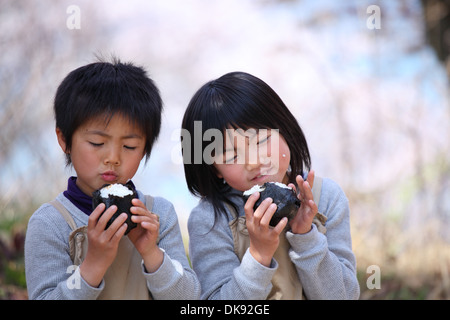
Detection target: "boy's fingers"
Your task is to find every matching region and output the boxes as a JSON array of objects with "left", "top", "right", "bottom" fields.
[
  {"left": 96, "top": 205, "right": 118, "bottom": 230},
  {"left": 105, "top": 213, "right": 128, "bottom": 240},
  {"left": 273, "top": 217, "right": 288, "bottom": 234},
  {"left": 89, "top": 203, "right": 105, "bottom": 220},
  {"left": 111, "top": 222, "right": 128, "bottom": 243},
  {"left": 131, "top": 198, "right": 146, "bottom": 210},
  {"left": 88, "top": 203, "right": 105, "bottom": 230}
]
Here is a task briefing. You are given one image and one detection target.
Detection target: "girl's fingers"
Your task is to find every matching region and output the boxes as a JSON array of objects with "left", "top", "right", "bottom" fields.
[
  {"left": 259, "top": 202, "right": 277, "bottom": 227},
  {"left": 244, "top": 191, "right": 260, "bottom": 220},
  {"left": 253, "top": 197, "right": 273, "bottom": 223},
  {"left": 287, "top": 183, "right": 296, "bottom": 192},
  {"left": 296, "top": 175, "right": 314, "bottom": 203},
  {"left": 307, "top": 199, "right": 318, "bottom": 215},
  {"left": 306, "top": 170, "right": 315, "bottom": 190}
]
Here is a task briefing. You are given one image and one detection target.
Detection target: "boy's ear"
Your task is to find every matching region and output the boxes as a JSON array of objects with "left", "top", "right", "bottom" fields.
[{"left": 55, "top": 127, "right": 69, "bottom": 154}]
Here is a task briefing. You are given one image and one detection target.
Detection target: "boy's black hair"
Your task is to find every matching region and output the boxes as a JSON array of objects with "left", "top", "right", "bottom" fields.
[
  {"left": 54, "top": 58, "right": 163, "bottom": 165},
  {"left": 181, "top": 71, "right": 311, "bottom": 218}
]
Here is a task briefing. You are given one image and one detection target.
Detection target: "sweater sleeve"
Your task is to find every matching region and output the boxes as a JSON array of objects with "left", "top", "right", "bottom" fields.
[
  {"left": 285, "top": 178, "right": 360, "bottom": 299},
  {"left": 25, "top": 204, "right": 103, "bottom": 300},
  {"left": 188, "top": 200, "right": 277, "bottom": 300},
  {"left": 141, "top": 197, "right": 201, "bottom": 300}
]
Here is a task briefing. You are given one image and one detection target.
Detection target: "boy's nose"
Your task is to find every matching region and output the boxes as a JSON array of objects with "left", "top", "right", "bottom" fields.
[
  {"left": 104, "top": 158, "right": 120, "bottom": 166},
  {"left": 104, "top": 149, "right": 121, "bottom": 166}
]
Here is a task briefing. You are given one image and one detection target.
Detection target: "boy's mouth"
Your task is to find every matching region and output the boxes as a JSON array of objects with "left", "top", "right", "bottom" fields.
[{"left": 101, "top": 171, "right": 118, "bottom": 182}]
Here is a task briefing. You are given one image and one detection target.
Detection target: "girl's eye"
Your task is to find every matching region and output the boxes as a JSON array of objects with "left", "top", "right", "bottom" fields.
[
  {"left": 257, "top": 135, "right": 271, "bottom": 145},
  {"left": 124, "top": 145, "right": 137, "bottom": 150},
  {"left": 89, "top": 142, "right": 103, "bottom": 147},
  {"left": 225, "top": 154, "right": 238, "bottom": 164}
]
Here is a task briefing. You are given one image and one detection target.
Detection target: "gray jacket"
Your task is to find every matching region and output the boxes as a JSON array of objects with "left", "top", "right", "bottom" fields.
[
  {"left": 25, "top": 191, "right": 200, "bottom": 300},
  {"left": 188, "top": 177, "right": 360, "bottom": 300}
]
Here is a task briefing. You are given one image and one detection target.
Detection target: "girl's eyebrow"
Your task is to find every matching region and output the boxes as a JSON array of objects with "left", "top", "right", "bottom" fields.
[{"left": 85, "top": 130, "right": 143, "bottom": 139}]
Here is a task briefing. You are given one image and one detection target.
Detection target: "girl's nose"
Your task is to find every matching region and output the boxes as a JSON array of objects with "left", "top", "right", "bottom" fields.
[{"left": 245, "top": 154, "right": 263, "bottom": 171}]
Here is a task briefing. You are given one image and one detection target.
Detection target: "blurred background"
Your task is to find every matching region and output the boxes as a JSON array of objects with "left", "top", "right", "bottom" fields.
[{"left": 0, "top": 0, "right": 449, "bottom": 299}]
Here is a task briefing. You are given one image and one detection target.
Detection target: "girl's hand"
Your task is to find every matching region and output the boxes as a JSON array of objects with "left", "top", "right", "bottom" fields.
[
  {"left": 288, "top": 170, "right": 318, "bottom": 234},
  {"left": 128, "top": 198, "right": 163, "bottom": 273},
  {"left": 244, "top": 192, "right": 288, "bottom": 267},
  {"left": 80, "top": 203, "right": 128, "bottom": 287}
]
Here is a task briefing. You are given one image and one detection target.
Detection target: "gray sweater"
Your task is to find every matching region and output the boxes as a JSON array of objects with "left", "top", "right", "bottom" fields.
[
  {"left": 188, "top": 177, "right": 360, "bottom": 300},
  {"left": 25, "top": 191, "right": 200, "bottom": 300}
]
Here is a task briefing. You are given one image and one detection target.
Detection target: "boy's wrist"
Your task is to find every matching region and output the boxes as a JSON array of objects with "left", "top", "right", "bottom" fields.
[
  {"left": 142, "top": 246, "right": 164, "bottom": 273},
  {"left": 79, "top": 258, "right": 107, "bottom": 288}
]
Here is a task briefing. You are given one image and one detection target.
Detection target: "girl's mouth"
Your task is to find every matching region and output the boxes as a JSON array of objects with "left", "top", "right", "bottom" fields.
[{"left": 251, "top": 173, "right": 269, "bottom": 184}]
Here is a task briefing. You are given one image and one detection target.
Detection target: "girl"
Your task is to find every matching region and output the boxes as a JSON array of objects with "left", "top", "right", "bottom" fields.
[
  {"left": 182, "top": 71, "right": 360, "bottom": 300},
  {"left": 25, "top": 59, "right": 200, "bottom": 299}
]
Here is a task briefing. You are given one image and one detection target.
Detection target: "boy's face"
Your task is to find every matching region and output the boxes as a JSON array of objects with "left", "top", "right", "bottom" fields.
[{"left": 57, "top": 114, "right": 146, "bottom": 196}]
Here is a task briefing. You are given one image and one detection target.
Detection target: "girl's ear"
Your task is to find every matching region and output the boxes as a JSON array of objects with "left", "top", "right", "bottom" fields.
[
  {"left": 211, "top": 165, "right": 223, "bottom": 179},
  {"left": 55, "top": 127, "right": 69, "bottom": 154}
]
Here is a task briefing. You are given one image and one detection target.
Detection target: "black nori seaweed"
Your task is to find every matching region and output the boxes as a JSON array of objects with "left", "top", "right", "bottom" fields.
[
  {"left": 92, "top": 182, "right": 137, "bottom": 235},
  {"left": 243, "top": 182, "right": 300, "bottom": 227}
]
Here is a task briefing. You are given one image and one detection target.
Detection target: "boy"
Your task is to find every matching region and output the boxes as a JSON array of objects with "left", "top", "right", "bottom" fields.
[{"left": 25, "top": 58, "right": 200, "bottom": 299}]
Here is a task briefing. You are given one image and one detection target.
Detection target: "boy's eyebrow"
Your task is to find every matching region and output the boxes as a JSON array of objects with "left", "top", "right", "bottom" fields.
[{"left": 85, "top": 130, "right": 143, "bottom": 139}]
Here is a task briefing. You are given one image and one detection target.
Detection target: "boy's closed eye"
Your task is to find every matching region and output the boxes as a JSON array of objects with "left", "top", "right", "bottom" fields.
[{"left": 89, "top": 141, "right": 104, "bottom": 147}]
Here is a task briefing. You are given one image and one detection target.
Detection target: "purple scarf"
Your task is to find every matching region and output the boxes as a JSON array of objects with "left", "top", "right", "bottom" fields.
[{"left": 63, "top": 176, "right": 136, "bottom": 216}]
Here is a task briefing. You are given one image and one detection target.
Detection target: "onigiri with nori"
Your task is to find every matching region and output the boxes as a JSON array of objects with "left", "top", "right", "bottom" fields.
[
  {"left": 92, "top": 182, "right": 137, "bottom": 235},
  {"left": 243, "top": 182, "right": 300, "bottom": 227}
]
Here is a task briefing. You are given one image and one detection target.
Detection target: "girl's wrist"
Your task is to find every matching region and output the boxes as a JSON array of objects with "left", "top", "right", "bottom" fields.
[{"left": 249, "top": 246, "right": 272, "bottom": 268}]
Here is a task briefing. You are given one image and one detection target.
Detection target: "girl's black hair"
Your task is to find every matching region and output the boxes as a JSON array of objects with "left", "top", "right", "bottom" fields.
[
  {"left": 54, "top": 58, "right": 163, "bottom": 165},
  {"left": 181, "top": 71, "right": 311, "bottom": 218}
]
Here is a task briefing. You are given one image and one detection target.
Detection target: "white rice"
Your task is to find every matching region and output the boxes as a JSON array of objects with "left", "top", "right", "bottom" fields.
[
  {"left": 243, "top": 182, "right": 291, "bottom": 196},
  {"left": 100, "top": 184, "right": 133, "bottom": 198},
  {"left": 269, "top": 182, "right": 291, "bottom": 189}
]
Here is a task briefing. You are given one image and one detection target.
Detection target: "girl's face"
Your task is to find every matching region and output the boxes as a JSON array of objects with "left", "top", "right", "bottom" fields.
[
  {"left": 56, "top": 114, "right": 146, "bottom": 196},
  {"left": 213, "top": 128, "right": 291, "bottom": 192}
]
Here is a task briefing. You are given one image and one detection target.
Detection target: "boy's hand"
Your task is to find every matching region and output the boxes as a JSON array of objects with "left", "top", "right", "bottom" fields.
[
  {"left": 288, "top": 170, "right": 318, "bottom": 234},
  {"left": 128, "top": 198, "right": 163, "bottom": 273},
  {"left": 244, "top": 192, "right": 288, "bottom": 267},
  {"left": 80, "top": 203, "right": 128, "bottom": 288}
]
